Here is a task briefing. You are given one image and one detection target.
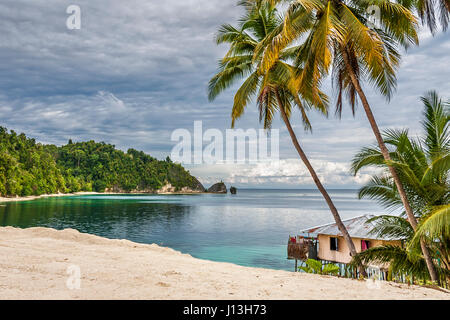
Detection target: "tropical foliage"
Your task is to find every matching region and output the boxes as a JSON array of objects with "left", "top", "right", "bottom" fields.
[
  {"left": 0, "top": 128, "right": 67, "bottom": 196},
  {"left": 208, "top": 1, "right": 327, "bottom": 130},
  {"left": 0, "top": 127, "right": 201, "bottom": 196},
  {"left": 350, "top": 91, "right": 450, "bottom": 286},
  {"left": 400, "top": 0, "right": 450, "bottom": 32},
  {"left": 251, "top": 0, "right": 419, "bottom": 109},
  {"left": 299, "top": 258, "right": 340, "bottom": 275}
]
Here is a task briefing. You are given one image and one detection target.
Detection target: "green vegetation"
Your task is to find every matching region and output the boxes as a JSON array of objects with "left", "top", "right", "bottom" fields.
[
  {"left": 299, "top": 259, "right": 340, "bottom": 276},
  {"left": 350, "top": 91, "right": 449, "bottom": 287},
  {"left": 0, "top": 128, "right": 66, "bottom": 196},
  {"left": 0, "top": 127, "right": 202, "bottom": 196}
]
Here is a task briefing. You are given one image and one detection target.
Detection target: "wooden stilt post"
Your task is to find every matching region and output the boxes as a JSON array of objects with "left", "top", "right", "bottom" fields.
[{"left": 295, "top": 259, "right": 298, "bottom": 272}]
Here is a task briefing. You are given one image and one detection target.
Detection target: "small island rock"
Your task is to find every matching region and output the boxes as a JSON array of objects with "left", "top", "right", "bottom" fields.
[{"left": 207, "top": 182, "right": 227, "bottom": 193}]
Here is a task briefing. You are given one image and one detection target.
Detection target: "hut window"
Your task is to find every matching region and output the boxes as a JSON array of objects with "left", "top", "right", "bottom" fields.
[
  {"left": 361, "top": 240, "right": 370, "bottom": 251},
  {"left": 330, "top": 237, "right": 339, "bottom": 251}
]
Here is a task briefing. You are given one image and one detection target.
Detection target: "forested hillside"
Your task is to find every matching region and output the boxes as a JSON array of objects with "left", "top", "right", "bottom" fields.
[{"left": 0, "top": 127, "right": 204, "bottom": 196}]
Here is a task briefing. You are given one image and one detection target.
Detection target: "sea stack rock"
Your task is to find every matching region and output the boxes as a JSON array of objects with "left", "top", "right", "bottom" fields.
[
  {"left": 230, "top": 186, "right": 237, "bottom": 194},
  {"left": 207, "top": 182, "right": 227, "bottom": 193},
  {"left": 191, "top": 177, "right": 206, "bottom": 192}
]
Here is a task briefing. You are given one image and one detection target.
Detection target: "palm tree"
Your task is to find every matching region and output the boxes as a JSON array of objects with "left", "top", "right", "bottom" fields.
[
  {"left": 253, "top": 0, "right": 439, "bottom": 282},
  {"left": 399, "top": 0, "right": 450, "bottom": 33},
  {"left": 208, "top": 2, "right": 366, "bottom": 269},
  {"left": 350, "top": 91, "right": 450, "bottom": 285}
]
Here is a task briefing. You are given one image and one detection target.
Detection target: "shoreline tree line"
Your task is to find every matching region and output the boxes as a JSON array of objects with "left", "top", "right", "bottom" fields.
[{"left": 0, "top": 128, "right": 202, "bottom": 197}]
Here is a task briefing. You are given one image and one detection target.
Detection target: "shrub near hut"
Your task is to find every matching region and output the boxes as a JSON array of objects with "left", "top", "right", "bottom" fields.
[{"left": 299, "top": 259, "right": 340, "bottom": 276}]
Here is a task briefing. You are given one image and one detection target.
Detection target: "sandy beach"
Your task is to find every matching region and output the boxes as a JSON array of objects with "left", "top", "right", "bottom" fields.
[
  {"left": 0, "top": 226, "right": 448, "bottom": 300},
  {"left": 0, "top": 192, "right": 106, "bottom": 203}
]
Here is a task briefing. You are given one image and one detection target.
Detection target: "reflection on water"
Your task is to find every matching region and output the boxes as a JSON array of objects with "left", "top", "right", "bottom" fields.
[{"left": 0, "top": 189, "right": 384, "bottom": 271}]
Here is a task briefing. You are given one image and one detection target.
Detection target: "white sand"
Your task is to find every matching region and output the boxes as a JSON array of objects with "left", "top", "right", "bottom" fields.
[
  {"left": 0, "top": 226, "right": 448, "bottom": 300},
  {"left": 0, "top": 192, "right": 102, "bottom": 203},
  {"left": 0, "top": 190, "right": 204, "bottom": 203}
]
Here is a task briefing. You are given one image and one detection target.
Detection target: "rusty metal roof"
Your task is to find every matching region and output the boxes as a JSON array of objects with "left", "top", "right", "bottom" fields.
[{"left": 299, "top": 214, "right": 402, "bottom": 241}]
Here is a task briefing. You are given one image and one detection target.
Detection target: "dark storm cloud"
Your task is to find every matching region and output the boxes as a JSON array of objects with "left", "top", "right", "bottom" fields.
[
  {"left": 0, "top": 0, "right": 239, "bottom": 97},
  {"left": 0, "top": 0, "right": 244, "bottom": 145}
]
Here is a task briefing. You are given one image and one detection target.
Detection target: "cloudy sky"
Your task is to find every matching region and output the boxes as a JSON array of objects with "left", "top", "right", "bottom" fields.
[{"left": 0, "top": 1, "right": 449, "bottom": 188}]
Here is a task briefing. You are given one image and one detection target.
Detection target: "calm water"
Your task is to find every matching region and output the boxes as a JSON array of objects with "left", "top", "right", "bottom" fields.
[{"left": 0, "top": 189, "right": 384, "bottom": 271}]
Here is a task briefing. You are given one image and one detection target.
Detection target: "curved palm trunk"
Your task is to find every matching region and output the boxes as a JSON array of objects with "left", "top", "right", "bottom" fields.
[
  {"left": 275, "top": 89, "right": 366, "bottom": 277},
  {"left": 341, "top": 49, "right": 439, "bottom": 283}
]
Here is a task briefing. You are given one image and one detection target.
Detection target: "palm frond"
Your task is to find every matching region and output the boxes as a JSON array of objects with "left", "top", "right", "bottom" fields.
[
  {"left": 351, "top": 147, "right": 385, "bottom": 174},
  {"left": 358, "top": 175, "right": 404, "bottom": 211},
  {"left": 367, "top": 214, "right": 414, "bottom": 240},
  {"left": 420, "top": 90, "right": 450, "bottom": 159},
  {"left": 231, "top": 71, "right": 261, "bottom": 127},
  {"left": 410, "top": 204, "right": 450, "bottom": 247},
  {"left": 208, "top": 56, "right": 253, "bottom": 102}
]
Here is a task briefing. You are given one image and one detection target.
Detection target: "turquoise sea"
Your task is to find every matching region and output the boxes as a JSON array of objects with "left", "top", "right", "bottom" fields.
[{"left": 0, "top": 189, "right": 385, "bottom": 271}]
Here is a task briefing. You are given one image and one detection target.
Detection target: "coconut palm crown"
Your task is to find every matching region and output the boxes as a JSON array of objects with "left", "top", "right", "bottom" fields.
[{"left": 208, "top": 2, "right": 327, "bottom": 129}]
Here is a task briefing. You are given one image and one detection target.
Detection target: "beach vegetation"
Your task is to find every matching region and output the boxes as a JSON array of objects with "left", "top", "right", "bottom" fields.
[
  {"left": 299, "top": 258, "right": 340, "bottom": 275},
  {"left": 350, "top": 91, "right": 450, "bottom": 287}
]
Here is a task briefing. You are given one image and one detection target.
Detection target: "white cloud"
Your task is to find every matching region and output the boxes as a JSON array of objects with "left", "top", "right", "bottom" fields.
[{"left": 187, "top": 158, "right": 379, "bottom": 189}]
